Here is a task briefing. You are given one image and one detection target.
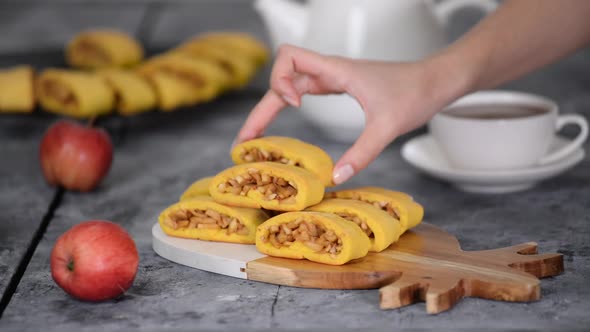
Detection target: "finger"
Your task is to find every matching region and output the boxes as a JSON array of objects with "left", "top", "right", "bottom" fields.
[
  {"left": 235, "top": 90, "right": 287, "bottom": 144},
  {"left": 332, "top": 120, "right": 399, "bottom": 185},
  {"left": 291, "top": 74, "right": 325, "bottom": 96},
  {"left": 270, "top": 45, "right": 345, "bottom": 104}
]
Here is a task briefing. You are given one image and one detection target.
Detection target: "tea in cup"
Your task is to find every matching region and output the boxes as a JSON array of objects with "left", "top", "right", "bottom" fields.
[{"left": 428, "top": 90, "right": 588, "bottom": 170}]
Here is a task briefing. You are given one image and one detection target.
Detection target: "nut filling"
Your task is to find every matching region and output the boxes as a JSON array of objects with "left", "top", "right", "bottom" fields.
[
  {"left": 335, "top": 213, "right": 374, "bottom": 238},
  {"left": 262, "top": 217, "right": 343, "bottom": 257},
  {"left": 164, "top": 208, "right": 249, "bottom": 235},
  {"left": 217, "top": 168, "right": 298, "bottom": 203},
  {"left": 43, "top": 81, "right": 77, "bottom": 107},
  {"left": 350, "top": 193, "right": 401, "bottom": 220},
  {"left": 241, "top": 148, "right": 302, "bottom": 167}
]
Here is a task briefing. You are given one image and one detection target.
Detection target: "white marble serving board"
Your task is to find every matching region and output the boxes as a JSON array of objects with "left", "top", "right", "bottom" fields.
[{"left": 152, "top": 223, "right": 266, "bottom": 279}]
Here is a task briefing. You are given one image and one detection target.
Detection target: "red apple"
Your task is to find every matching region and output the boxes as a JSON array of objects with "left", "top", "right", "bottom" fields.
[
  {"left": 50, "top": 220, "right": 139, "bottom": 302},
  {"left": 40, "top": 120, "right": 113, "bottom": 191}
]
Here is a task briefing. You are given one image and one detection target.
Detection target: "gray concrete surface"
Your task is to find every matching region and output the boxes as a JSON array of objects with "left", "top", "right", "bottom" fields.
[
  {"left": 0, "top": 3, "right": 147, "bottom": 55},
  {"left": 0, "top": 114, "right": 55, "bottom": 301},
  {"left": 0, "top": 1, "right": 589, "bottom": 331}
]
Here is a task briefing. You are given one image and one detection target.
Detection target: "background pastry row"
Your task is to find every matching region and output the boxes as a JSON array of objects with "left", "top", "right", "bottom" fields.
[{"left": 0, "top": 29, "right": 269, "bottom": 117}]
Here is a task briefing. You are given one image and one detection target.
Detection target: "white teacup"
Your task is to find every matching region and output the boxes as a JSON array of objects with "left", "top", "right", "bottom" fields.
[{"left": 428, "top": 90, "right": 588, "bottom": 170}]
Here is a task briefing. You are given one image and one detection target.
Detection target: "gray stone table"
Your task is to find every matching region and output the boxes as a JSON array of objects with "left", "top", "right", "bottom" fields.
[
  {"left": 0, "top": 113, "right": 56, "bottom": 308},
  {"left": 0, "top": 2, "right": 589, "bottom": 331},
  {"left": 0, "top": 53, "right": 69, "bottom": 308}
]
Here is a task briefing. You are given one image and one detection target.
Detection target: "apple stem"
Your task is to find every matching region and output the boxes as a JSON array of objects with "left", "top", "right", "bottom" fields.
[
  {"left": 87, "top": 116, "right": 97, "bottom": 128},
  {"left": 67, "top": 259, "right": 74, "bottom": 271}
]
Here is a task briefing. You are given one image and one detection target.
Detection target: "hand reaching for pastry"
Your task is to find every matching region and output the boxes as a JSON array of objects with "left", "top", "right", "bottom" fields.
[{"left": 235, "top": 45, "right": 456, "bottom": 184}]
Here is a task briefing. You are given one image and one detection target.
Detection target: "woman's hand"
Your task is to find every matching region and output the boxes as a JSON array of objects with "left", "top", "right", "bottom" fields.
[{"left": 235, "top": 44, "right": 461, "bottom": 184}]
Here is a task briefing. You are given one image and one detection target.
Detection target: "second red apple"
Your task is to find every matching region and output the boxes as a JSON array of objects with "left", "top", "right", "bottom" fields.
[{"left": 39, "top": 120, "right": 113, "bottom": 191}]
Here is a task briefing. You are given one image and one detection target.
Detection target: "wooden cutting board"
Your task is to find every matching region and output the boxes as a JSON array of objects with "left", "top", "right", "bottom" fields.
[{"left": 152, "top": 222, "right": 563, "bottom": 314}]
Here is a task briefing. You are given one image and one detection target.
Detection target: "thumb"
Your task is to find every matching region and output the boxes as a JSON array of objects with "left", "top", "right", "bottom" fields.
[{"left": 332, "top": 120, "right": 398, "bottom": 185}]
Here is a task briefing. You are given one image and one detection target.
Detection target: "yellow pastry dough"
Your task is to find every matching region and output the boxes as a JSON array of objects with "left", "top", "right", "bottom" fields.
[
  {"left": 0, "top": 65, "right": 35, "bottom": 113},
  {"left": 256, "top": 211, "right": 370, "bottom": 265},
  {"left": 173, "top": 40, "right": 257, "bottom": 89},
  {"left": 66, "top": 29, "right": 144, "bottom": 69},
  {"left": 159, "top": 196, "right": 269, "bottom": 244},
  {"left": 307, "top": 198, "right": 402, "bottom": 252},
  {"left": 97, "top": 69, "right": 156, "bottom": 115},
  {"left": 197, "top": 32, "right": 269, "bottom": 67},
  {"left": 180, "top": 176, "right": 214, "bottom": 201},
  {"left": 36, "top": 69, "right": 113, "bottom": 118},
  {"left": 137, "top": 53, "right": 231, "bottom": 110}
]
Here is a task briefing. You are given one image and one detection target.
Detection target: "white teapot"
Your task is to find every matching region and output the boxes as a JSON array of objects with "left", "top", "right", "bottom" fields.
[{"left": 254, "top": 0, "right": 497, "bottom": 141}]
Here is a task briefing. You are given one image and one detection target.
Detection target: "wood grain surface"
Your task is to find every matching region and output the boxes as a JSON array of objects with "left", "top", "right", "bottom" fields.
[
  {"left": 245, "top": 223, "right": 564, "bottom": 314},
  {"left": 153, "top": 222, "right": 563, "bottom": 314}
]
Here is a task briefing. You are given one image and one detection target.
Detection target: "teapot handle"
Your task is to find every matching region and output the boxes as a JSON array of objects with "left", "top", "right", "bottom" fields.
[{"left": 434, "top": 0, "right": 498, "bottom": 26}]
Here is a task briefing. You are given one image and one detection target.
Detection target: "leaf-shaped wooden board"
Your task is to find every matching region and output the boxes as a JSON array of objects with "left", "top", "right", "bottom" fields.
[{"left": 152, "top": 222, "right": 563, "bottom": 314}]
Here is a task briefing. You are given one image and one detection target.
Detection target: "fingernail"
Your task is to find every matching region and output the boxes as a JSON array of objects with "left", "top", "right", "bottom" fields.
[
  {"left": 333, "top": 164, "right": 354, "bottom": 185},
  {"left": 282, "top": 94, "right": 298, "bottom": 107}
]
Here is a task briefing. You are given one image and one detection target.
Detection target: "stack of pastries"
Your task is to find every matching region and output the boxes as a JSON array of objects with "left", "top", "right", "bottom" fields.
[
  {"left": 159, "top": 136, "right": 424, "bottom": 265},
  {"left": 0, "top": 29, "right": 268, "bottom": 116}
]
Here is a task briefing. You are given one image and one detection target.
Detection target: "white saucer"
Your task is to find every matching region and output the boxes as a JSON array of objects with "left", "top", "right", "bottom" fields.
[{"left": 401, "top": 134, "right": 585, "bottom": 193}]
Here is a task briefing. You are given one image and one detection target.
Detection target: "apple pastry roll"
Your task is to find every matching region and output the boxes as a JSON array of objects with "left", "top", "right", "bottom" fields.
[
  {"left": 180, "top": 176, "right": 214, "bottom": 201},
  {"left": 66, "top": 29, "right": 144, "bottom": 69},
  {"left": 173, "top": 40, "right": 257, "bottom": 89},
  {"left": 137, "top": 54, "right": 231, "bottom": 110},
  {"left": 97, "top": 69, "right": 156, "bottom": 115},
  {"left": 210, "top": 162, "right": 324, "bottom": 212},
  {"left": 142, "top": 71, "right": 197, "bottom": 111},
  {"left": 36, "top": 69, "right": 114, "bottom": 118},
  {"left": 326, "top": 187, "right": 424, "bottom": 232},
  {"left": 197, "top": 32, "right": 269, "bottom": 67},
  {"left": 0, "top": 65, "right": 35, "bottom": 113},
  {"left": 231, "top": 136, "right": 334, "bottom": 187},
  {"left": 256, "top": 211, "right": 370, "bottom": 265},
  {"left": 307, "top": 198, "right": 402, "bottom": 252},
  {"left": 159, "top": 196, "right": 269, "bottom": 244}
]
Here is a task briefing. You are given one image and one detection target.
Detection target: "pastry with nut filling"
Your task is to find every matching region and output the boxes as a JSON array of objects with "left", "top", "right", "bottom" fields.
[
  {"left": 97, "top": 68, "right": 156, "bottom": 115},
  {"left": 256, "top": 211, "right": 370, "bottom": 265},
  {"left": 159, "top": 196, "right": 269, "bottom": 244},
  {"left": 307, "top": 198, "right": 402, "bottom": 252},
  {"left": 210, "top": 162, "right": 324, "bottom": 212},
  {"left": 66, "top": 29, "right": 143, "bottom": 69},
  {"left": 326, "top": 187, "right": 423, "bottom": 232},
  {"left": 231, "top": 136, "right": 334, "bottom": 187},
  {"left": 36, "top": 69, "right": 113, "bottom": 118},
  {"left": 136, "top": 53, "right": 230, "bottom": 110},
  {"left": 172, "top": 40, "right": 257, "bottom": 89}
]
